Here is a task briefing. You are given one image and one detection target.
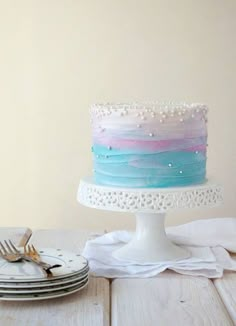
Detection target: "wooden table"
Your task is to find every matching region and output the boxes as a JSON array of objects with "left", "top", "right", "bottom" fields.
[{"left": 0, "top": 227, "right": 235, "bottom": 326}]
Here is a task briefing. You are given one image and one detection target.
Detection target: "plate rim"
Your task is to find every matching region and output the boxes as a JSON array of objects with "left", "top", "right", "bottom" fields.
[
  {"left": 0, "top": 267, "right": 89, "bottom": 288},
  {"left": 0, "top": 279, "right": 89, "bottom": 301},
  {"left": 0, "top": 247, "right": 89, "bottom": 282},
  {"left": 0, "top": 275, "right": 89, "bottom": 294}
]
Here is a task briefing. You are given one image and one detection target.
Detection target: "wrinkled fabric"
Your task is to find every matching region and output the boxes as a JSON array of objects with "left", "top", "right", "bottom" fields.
[{"left": 83, "top": 218, "right": 236, "bottom": 278}]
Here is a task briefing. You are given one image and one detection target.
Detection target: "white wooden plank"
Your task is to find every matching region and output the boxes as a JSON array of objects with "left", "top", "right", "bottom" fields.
[
  {"left": 0, "top": 227, "right": 31, "bottom": 246},
  {"left": 0, "top": 277, "right": 109, "bottom": 326},
  {"left": 0, "top": 229, "right": 109, "bottom": 326},
  {"left": 214, "top": 271, "right": 236, "bottom": 324},
  {"left": 112, "top": 271, "right": 233, "bottom": 326}
]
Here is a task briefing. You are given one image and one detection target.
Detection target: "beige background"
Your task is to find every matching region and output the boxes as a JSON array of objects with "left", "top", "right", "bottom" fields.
[{"left": 0, "top": 0, "right": 235, "bottom": 230}]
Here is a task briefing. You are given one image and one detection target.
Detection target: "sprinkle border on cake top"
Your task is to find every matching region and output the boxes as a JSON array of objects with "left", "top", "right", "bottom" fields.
[{"left": 91, "top": 102, "right": 208, "bottom": 123}]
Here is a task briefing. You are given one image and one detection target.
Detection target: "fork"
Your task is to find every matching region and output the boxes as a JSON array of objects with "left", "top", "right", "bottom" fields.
[
  {"left": 0, "top": 240, "right": 60, "bottom": 277},
  {"left": 24, "top": 244, "right": 62, "bottom": 273},
  {"left": 0, "top": 240, "right": 24, "bottom": 263}
]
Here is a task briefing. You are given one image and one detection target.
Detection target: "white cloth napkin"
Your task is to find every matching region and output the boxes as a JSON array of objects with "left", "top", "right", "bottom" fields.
[{"left": 82, "top": 218, "right": 236, "bottom": 278}]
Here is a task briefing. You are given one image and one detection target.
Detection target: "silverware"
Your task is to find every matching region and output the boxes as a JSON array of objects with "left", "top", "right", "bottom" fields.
[
  {"left": 0, "top": 240, "right": 61, "bottom": 277},
  {"left": 0, "top": 240, "right": 24, "bottom": 263},
  {"left": 24, "top": 244, "right": 62, "bottom": 273}
]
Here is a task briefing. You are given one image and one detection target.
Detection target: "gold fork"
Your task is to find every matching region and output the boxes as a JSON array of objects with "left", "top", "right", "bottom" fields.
[{"left": 24, "top": 244, "right": 62, "bottom": 273}]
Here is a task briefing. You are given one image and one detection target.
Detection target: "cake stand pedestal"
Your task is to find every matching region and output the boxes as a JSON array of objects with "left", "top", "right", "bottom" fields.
[{"left": 78, "top": 177, "right": 222, "bottom": 263}]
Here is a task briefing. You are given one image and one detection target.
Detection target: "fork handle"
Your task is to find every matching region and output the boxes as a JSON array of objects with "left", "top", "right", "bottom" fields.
[
  {"left": 23, "top": 257, "right": 61, "bottom": 272},
  {"left": 41, "top": 263, "right": 62, "bottom": 271}
]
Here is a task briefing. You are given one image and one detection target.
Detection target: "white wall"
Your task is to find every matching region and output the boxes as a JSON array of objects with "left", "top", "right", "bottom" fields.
[{"left": 0, "top": 0, "right": 235, "bottom": 230}]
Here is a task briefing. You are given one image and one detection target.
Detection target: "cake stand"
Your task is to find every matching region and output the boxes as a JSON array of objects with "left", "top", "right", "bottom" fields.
[{"left": 77, "top": 177, "right": 222, "bottom": 263}]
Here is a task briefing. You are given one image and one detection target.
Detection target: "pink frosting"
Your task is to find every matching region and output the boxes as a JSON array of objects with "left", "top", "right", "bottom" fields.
[{"left": 94, "top": 137, "right": 206, "bottom": 152}]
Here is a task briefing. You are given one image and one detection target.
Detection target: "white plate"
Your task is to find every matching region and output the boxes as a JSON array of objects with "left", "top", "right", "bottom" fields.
[
  {"left": 0, "top": 248, "right": 88, "bottom": 282},
  {"left": 0, "top": 267, "right": 89, "bottom": 288},
  {"left": 0, "top": 279, "right": 89, "bottom": 301},
  {"left": 0, "top": 275, "right": 89, "bottom": 294}
]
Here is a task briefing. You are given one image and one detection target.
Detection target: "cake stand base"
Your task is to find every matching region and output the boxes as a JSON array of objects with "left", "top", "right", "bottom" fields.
[
  {"left": 112, "top": 212, "right": 190, "bottom": 263},
  {"left": 78, "top": 177, "right": 222, "bottom": 264}
]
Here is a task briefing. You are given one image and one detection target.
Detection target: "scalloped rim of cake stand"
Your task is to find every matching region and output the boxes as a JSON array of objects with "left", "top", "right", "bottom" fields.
[{"left": 78, "top": 177, "right": 223, "bottom": 213}]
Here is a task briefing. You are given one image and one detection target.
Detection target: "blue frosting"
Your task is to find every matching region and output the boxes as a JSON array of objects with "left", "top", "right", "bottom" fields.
[
  {"left": 93, "top": 147, "right": 206, "bottom": 188},
  {"left": 94, "top": 172, "right": 206, "bottom": 188}
]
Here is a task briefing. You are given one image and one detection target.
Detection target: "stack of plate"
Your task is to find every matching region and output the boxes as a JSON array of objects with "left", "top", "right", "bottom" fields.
[{"left": 0, "top": 248, "right": 89, "bottom": 301}]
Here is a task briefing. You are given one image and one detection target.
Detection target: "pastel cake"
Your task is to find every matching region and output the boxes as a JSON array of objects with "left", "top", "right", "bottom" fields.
[{"left": 91, "top": 102, "right": 208, "bottom": 188}]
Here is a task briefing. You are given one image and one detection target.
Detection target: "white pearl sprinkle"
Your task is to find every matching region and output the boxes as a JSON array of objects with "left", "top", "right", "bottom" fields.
[
  {"left": 149, "top": 133, "right": 154, "bottom": 137},
  {"left": 191, "top": 114, "right": 195, "bottom": 118},
  {"left": 195, "top": 151, "right": 199, "bottom": 154},
  {"left": 168, "top": 163, "right": 172, "bottom": 167},
  {"left": 141, "top": 116, "right": 146, "bottom": 120},
  {"left": 179, "top": 170, "right": 183, "bottom": 174},
  {"left": 159, "top": 119, "right": 163, "bottom": 123},
  {"left": 179, "top": 118, "right": 184, "bottom": 122},
  {"left": 137, "top": 124, "right": 141, "bottom": 128}
]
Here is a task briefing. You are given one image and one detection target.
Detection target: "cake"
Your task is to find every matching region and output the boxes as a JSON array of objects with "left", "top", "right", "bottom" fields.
[{"left": 91, "top": 102, "right": 208, "bottom": 188}]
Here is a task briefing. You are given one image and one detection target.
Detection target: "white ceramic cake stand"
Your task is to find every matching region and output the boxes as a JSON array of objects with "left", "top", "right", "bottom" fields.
[{"left": 77, "top": 177, "right": 222, "bottom": 263}]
